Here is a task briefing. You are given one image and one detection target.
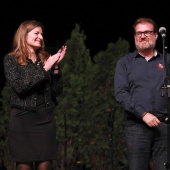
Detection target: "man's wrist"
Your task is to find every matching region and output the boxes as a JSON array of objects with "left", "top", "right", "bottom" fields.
[{"left": 142, "top": 112, "right": 148, "bottom": 118}]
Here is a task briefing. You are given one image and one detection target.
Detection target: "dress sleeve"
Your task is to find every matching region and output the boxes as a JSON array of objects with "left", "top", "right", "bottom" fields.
[{"left": 50, "top": 67, "right": 63, "bottom": 97}]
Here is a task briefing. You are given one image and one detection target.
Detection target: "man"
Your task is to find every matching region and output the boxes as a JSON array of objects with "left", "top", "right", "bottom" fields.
[{"left": 114, "top": 17, "right": 169, "bottom": 170}]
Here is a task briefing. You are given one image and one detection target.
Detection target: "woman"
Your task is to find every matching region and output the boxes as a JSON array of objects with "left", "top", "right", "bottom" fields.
[{"left": 4, "top": 20, "right": 67, "bottom": 170}]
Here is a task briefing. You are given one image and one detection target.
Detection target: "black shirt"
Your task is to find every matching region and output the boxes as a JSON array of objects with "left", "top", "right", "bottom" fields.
[{"left": 114, "top": 50, "right": 170, "bottom": 119}]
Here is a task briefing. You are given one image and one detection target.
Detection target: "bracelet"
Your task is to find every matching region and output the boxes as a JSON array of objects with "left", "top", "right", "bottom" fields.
[{"left": 53, "top": 67, "right": 59, "bottom": 70}]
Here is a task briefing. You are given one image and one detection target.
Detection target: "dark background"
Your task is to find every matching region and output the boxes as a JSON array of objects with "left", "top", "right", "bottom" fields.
[{"left": 1, "top": 0, "right": 170, "bottom": 91}]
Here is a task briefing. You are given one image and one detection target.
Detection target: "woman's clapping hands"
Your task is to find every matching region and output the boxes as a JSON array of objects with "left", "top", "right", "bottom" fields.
[{"left": 43, "top": 45, "right": 67, "bottom": 71}]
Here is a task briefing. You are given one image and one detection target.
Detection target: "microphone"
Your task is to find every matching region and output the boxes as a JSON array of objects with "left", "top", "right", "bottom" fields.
[{"left": 159, "top": 27, "right": 166, "bottom": 38}]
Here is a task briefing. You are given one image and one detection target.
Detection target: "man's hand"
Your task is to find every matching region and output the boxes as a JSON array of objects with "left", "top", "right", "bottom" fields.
[{"left": 142, "top": 112, "right": 160, "bottom": 127}]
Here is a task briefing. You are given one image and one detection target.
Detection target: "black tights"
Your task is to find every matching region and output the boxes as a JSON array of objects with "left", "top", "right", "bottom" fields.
[{"left": 16, "top": 161, "right": 52, "bottom": 170}]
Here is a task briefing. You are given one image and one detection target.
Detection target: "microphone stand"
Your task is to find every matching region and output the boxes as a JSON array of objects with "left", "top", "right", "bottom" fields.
[{"left": 160, "top": 35, "right": 170, "bottom": 169}]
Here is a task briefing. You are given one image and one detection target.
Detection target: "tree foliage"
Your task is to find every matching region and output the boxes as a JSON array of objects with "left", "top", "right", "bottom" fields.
[{"left": 54, "top": 24, "right": 130, "bottom": 169}]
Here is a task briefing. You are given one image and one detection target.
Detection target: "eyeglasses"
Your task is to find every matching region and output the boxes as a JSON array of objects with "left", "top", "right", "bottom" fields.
[{"left": 135, "top": 31, "right": 154, "bottom": 37}]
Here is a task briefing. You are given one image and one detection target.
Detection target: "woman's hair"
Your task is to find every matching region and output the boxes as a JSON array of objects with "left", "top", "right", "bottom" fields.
[
  {"left": 9, "top": 19, "right": 49, "bottom": 65},
  {"left": 133, "top": 17, "right": 158, "bottom": 34}
]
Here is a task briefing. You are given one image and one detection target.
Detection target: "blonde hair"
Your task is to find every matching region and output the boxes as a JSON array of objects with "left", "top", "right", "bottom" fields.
[{"left": 9, "top": 20, "right": 49, "bottom": 65}]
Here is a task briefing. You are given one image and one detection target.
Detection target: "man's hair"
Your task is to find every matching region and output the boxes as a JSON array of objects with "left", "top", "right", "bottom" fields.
[{"left": 133, "top": 17, "right": 158, "bottom": 33}]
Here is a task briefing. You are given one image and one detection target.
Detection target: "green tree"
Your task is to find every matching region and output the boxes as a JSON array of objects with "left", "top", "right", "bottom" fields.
[
  {"left": 54, "top": 23, "right": 94, "bottom": 169},
  {"left": 90, "top": 39, "right": 129, "bottom": 169},
  {"left": 0, "top": 83, "right": 13, "bottom": 170},
  {"left": 55, "top": 22, "right": 130, "bottom": 169}
]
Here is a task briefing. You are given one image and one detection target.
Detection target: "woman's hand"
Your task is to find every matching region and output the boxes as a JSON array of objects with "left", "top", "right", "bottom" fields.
[
  {"left": 43, "top": 45, "right": 67, "bottom": 71},
  {"left": 53, "top": 45, "right": 67, "bottom": 69}
]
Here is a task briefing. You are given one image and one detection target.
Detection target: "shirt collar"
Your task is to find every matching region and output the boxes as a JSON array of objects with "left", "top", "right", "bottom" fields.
[{"left": 135, "top": 50, "right": 159, "bottom": 58}]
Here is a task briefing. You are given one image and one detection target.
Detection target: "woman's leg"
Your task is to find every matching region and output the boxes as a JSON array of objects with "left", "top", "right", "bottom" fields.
[
  {"left": 16, "top": 162, "right": 34, "bottom": 170},
  {"left": 35, "top": 161, "right": 52, "bottom": 170}
]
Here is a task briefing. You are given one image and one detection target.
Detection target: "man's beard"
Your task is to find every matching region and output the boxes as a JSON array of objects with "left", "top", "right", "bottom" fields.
[{"left": 135, "top": 40, "right": 156, "bottom": 51}]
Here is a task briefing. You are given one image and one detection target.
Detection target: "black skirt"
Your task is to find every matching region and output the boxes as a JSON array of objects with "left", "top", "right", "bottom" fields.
[{"left": 8, "top": 105, "right": 57, "bottom": 162}]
